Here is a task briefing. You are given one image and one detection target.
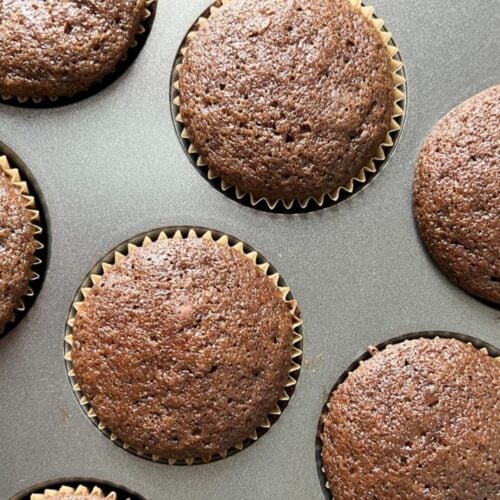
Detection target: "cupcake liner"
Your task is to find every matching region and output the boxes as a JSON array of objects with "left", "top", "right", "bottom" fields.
[
  {"left": 0, "top": 155, "right": 45, "bottom": 335},
  {"left": 30, "top": 484, "right": 117, "bottom": 499},
  {"left": 172, "top": 0, "right": 406, "bottom": 211},
  {"left": 0, "top": 0, "right": 155, "bottom": 106},
  {"left": 12, "top": 478, "right": 145, "bottom": 500},
  {"left": 316, "top": 331, "right": 500, "bottom": 498},
  {"left": 64, "top": 227, "right": 303, "bottom": 465}
]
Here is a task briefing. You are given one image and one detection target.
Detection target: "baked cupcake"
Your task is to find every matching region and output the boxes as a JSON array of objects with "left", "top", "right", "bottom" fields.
[
  {"left": 69, "top": 230, "right": 301, "bottom": 462},
  {"left": 0, "top": 156, "right": 38, "bottom": 332},
  {"left": 414, "top": 85, "right": 500, "bottom": 305},
  {"left": 0, "top": 0, "right": 151, "bottom": 101},
  {"left": 320, "top": 337, "right": 500, "bottom": 499},
  {"left": 177, "top": 0, "right": 403, "bottom": 207},
  {"left": 31, "top": 484, "right": 116, "bottom": 499}
]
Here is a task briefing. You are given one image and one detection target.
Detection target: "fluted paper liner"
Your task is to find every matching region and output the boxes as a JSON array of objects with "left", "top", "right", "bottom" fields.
[
  {"left": 65, "top": 227, "right": 303, "bottom": 465},
  {"left": 0, "top": 155, "right": 44, "bottom": 334},
  {"left": 0, "top": 0, "right": 154, "bottom": 105},
  {"left": 317, "top": 332, "right": 500, "bottom": 497},
  {"left": 173, "top": 0, "right": 406, "bottom": 210},
  {"left": 31, "top": 484, "right": 117, "bottom": 500}
]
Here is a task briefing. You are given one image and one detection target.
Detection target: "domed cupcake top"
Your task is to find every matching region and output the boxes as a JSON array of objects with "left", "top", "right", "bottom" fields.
[
  {"left": 179, "top": 0, "right": 395, "bottom": 204},
  {"left": 321, "top": 337, "right": 500, "bottom": 499},
  {"left": 0, "top": 159, "right": 37, "bottom": 331},
  {"left": 71, "top": 236, "right": 298, "bottom": 461},
  {"left": 414, "top": 85, "right": 500, "bottom": 304},
  {"left": 0, "top": 0, "right": 148, "bottom": 99}
]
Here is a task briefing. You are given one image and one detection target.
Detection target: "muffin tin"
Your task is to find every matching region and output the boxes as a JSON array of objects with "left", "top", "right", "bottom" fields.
[{"left": 0, "top": 1, "right": 498, "bottom": 499}]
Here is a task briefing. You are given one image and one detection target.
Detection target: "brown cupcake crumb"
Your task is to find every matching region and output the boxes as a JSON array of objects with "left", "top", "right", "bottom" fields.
[
  {"left": 179, "top": 0, "right": 394, "bottom": 203},
  {"left": 72, "top": 237, "right": 295, "bottom": 460},
  {"left": 0, "top": 0, "right": 148, "bottom": 99},
  {"left": 321, "top": 337, "right": 500, "bottom": 499},
  {"left": 0, "top": 162, "right": 37, "bottom": 331},
  {"left": 414, "top": 85, "right": 500, "bottom": 304}
]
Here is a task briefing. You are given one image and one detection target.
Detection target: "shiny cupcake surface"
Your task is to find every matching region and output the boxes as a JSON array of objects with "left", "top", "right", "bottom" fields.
[
  {"left": 321, "top": 337, "right": 500, "bottom": 499},
  {"left": 0, "top": 0, "right": 147, "bottom": 99},
  {"left": 179, "top": 0, "right": 394, "bottom": 203},
  {"left": 71, "top": 237, "right": 295, "bottom": 461}
]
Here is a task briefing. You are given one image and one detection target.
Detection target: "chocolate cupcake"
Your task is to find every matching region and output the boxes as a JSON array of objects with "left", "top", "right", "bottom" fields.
[
  {"left": 320, "top": 337, "right": 500, "bottom": 499},
  {"left": 414, "top": 85, "right": 500, "bottom": 304},
  {"left": 0, "top": 0, "right": 152, "bottom": 102},
  {"left": 176, "top": 0, "right": 404, "bottom": 209},
  {"left": 67, "top": 229, "right": 302, "bottom": 463},
  {"left": 0, "top": 156, "right": 40, "bottom": 333},
  {"left": 31, "top": 484, "right": 116, "bottom": 499}
]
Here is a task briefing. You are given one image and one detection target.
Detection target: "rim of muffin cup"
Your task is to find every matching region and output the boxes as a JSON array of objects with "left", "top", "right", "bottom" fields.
[
  {"left": 11, "top": 478, "right": 145, "bottom": 500},
  {"left": 0, "top": 151, "right": 48, "bottom": 337},
  {"left": 171, "top": 0, "right": 407, "bottom": 213},
  {"left": 0, "top": 0, "right": 156, "bottom": 108},
  {"left": 64, "top": 226, "right": 303, "bottom": 465},
  {"left": 315, "top": 330, "right": 500, "bottom": 499}
]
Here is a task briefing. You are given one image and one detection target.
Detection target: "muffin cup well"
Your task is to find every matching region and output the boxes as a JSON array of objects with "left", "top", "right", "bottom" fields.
[
  {"left": 30, "top": 484, "right": 117, "bottom": 499},
  {"left": 316, "top": 331, "right": 500, "bottom": 498},
  {"left": 64, "top": 227, "right": 303, "bottom": 465},
  {"left": 0, "top": 0, "right": 155, "bottom": 106},
  {"left": 12, "top": 478, "right": 145, "bottom": 500},
  {"left": 0, "top": 155, "right": 45, "bottom": 335},
  {"left": 172, "top": 0, "right": 406, "bottom": 211}
]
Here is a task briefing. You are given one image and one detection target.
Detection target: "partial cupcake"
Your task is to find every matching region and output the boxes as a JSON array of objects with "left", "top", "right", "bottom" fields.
[
  {"left": 31, "top": 484, "right": 116, "bottom": 499},
  {"left": 320, "top": 337, "right": 500, "bottom": 499},
  {"left": 177, "top": 0, "right": 403, "bottom": 208},
  {"left": 0, "top": 0, "right": 151, "bottom": 101},
  {"left": 69, "top": 230, "right": 301, "bottom": 462},
  {"left": 414, "top": 85, "right": 500, "bottom": 304},
  {"left": 0, "top": 156, "right": 39, "bottom": 333}
]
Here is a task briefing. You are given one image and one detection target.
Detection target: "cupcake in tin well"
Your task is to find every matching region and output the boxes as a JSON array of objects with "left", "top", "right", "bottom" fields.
[
  {"left": 68, "top": 230, "right": 301, "bottom": 462},
  {"left": 31, "top": 484, "right": 117, "bottom": 499},
  {"left": 320, "top": 337, "right": 500, "bottom": 499},
  {"left": 177, "top": 0, "right": 403, "bottom": 208},
  {"left": 414, "top": 85, "right": 500, "bottom": 304},
  {"left": 0, "top": 156, "right": 40, "bottom": 333},
  {"left": 0, "top": 0, "right": 152, "bottom": 101}
]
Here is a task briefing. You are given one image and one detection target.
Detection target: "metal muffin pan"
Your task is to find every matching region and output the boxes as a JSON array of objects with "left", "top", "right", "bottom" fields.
[{"left": 1, "top": 1, "right": 498, "bottom": 499}]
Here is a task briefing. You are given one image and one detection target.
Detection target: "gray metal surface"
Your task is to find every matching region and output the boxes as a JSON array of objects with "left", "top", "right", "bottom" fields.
[{"left": 0, "top": 1, "right": 498, "bottom": 498}]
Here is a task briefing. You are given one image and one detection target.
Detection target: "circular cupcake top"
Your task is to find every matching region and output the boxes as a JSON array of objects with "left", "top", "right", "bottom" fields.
[
  {"left": 179, "top": 0, "right": 394, "bottom": 203},
  {"left": 0, "top": 0, "right": 148, "bottom": 99},
  {"left": 321, "top": 337, "right": 500, "bottom": 499},
  {"left": 414, "top": 85, "right": 500, "bottom": 304},
  {"left": 0, "top": 162, "right": 37, "bottom": 331},
  {"left": 71, "top": 236, "right": 296, "bottom": 461}
]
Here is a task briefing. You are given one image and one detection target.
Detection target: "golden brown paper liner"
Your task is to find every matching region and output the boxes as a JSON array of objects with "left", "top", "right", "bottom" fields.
[
  {"left": 173, "top": 0, "right": 406, "bottom": 210},
  {"left": 0, "top": 0, "right": 155, "bottom": 105},
  {"left": 65, "top": 227, "right": 303, "bottom": 465},
  {"left": 30, "top": 484, "right": 117, "bottom": 499},
  {"left": 0, "top": 155, "right": 44, "bottom": 334},
  {"left": 317, "top": 332, "right": 500, "bottom": 496}
]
